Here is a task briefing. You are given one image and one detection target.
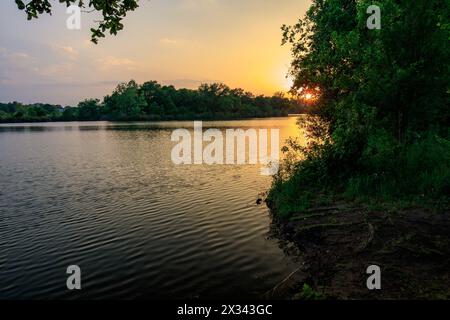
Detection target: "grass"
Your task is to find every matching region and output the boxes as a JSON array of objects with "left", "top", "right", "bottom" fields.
[
  {"left": 269, "top": 133, "right": 450, "bottom": 218},
  {"left": 299, "top": 284, "right": 325, "bottom": 300}
]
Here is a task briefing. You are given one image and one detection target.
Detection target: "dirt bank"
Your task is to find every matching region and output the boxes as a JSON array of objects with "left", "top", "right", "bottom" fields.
[{"left": 266, "top": 202, "right": 450, "bottom": 299}]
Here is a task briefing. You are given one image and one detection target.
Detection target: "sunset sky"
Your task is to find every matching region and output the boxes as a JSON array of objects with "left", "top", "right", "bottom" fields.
[{"left": 0, "top": 0, "right": 309, "bottom": 105}]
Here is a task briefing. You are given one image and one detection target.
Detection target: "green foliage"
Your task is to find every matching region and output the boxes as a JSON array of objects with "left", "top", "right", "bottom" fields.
[
  {"left": 61, "top": 106, "right": 78, "bottom": 121},
  {"left": 103, "top": 80, "right": 146, "bottom": 120},
  {"left": 0, "top": 101, "right": 63, "bottom": 122},
  {"left": 14, "top": 0, "right": 140, "bottom": 43},
  {"left": 77, "top": 98, "right": 101, "bottom": 121},
  {"left": 299, "top": 284, "right": 324, "bottom": 300},
  {"left": 270, "top": 0, "right": 450, "bottom": 215},
  {"left": 346, "top": 133, "right": 450, "bottom": 201},
  {"left": 98, "top": 80, "right": 304, "bottom": 120},
  {"left": 0, "top": 80, "right": 306, "bottom": 123}
]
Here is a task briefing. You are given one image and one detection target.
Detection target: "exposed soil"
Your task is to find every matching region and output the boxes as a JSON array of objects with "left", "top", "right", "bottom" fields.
[{"left": 266, "top": 202, "right": 450, "bottom": 300}]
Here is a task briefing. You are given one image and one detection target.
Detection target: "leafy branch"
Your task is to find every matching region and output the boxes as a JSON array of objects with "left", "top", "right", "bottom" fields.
[{"left": 14, "top": 0, "right": 140, "bottom": 43}]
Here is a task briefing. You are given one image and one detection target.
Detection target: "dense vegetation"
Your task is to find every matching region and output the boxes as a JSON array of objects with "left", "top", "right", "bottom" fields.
[
  {"left": 269, "top": 0, "right": 450, "bottom": 216},
  {"left": 0, "top": 81, "right": 306, "bottom": 122}
]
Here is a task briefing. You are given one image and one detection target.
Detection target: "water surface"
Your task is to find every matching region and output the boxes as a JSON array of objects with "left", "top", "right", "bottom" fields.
[{"left": 0, "top": 117, "right": 302, "bottom": 299}]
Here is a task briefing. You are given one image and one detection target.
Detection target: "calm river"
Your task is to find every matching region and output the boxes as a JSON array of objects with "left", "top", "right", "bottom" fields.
[{"left": 0, "top": 117, "right": 303, "bottom": 299}]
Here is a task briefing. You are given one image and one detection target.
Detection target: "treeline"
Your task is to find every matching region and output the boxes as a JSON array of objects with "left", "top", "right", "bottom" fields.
[
  {"left": 0, "top": 102, "right": 64, "bottom": 122},
  {"left": 0, "top": 81, "right": 306, "bottom": 123}
]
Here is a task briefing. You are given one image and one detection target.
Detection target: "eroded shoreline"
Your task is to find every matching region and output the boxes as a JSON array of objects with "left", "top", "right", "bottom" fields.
[{"left": 266, "top": 202, "right": 450, "bottom": 300}]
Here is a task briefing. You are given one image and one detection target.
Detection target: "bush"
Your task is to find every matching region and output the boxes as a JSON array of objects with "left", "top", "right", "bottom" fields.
[{"left": 346, "top": 133, "right": 450, "bottom": 200}]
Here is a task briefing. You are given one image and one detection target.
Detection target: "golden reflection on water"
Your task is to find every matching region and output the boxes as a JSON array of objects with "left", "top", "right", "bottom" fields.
[{"left": 0, "top": 117, "right": 305, "bottom": 299}]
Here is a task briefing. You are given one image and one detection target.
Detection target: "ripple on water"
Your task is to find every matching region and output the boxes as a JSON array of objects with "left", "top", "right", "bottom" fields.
[{"left": 0, "top": 119, "right": 303, "bottom": 299}]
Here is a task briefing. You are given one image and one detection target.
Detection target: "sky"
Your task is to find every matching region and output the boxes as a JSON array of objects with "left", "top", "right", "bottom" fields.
[{"left": 0, "top": 0, "right": 310, "bottom": 106}]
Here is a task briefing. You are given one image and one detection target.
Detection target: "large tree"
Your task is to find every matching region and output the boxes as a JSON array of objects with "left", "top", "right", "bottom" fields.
[
  {"left": 270, "top": 0, "right": 450, "bottom": 211},
  {"left": 14, "top": 0, "right": 140, "bottom": 43},
  {"left": 283, "top": 0, "right": 449, "bottom": 142}
]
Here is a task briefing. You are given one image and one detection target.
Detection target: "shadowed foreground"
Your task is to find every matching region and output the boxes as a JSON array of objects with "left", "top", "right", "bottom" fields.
[{"left": 267, "top": 202, "right": 450, "bottom": 300}]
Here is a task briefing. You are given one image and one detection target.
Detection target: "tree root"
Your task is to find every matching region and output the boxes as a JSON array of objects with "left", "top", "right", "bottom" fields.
[
  {"left": 264, "top": 266, "right": 307, "bottom": 299},
  {"left": 356, "top": 223, "right": 374, "bottom": 253}
]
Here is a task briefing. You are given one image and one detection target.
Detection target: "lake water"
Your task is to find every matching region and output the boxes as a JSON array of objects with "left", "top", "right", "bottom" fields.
[{"left": 0, "top": 117, "right": 303, "bottom": 299}]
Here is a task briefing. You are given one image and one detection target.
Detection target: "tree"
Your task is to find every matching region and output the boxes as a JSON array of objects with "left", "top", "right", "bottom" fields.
[
  {"left": 62, "top": 106, "right": 78, "bottom": 121},
  {"left": 103, "top": 80, "right": 146, "bottom": 120},
  {"left": 140, "top": 81, "right": 162, "bottom": 114},
  {"left": 269, "top": 0, "right": 450, "bottom": 210},
  {"left": 198, "top": 83, "right": 231, "bottom": 116},
  {"left": 283, "top": 0, "right": 449, "bottom": 143},
  {"left": 1, "top": 80, "right": 305, "bottom": 122},
  {"left": 139, "top": 82, "right": 178, "bottom": 116},
  {"left": 14, "top": 0, "right": 139, "bottom": 43},
  {"left": 77, "top": 98, "right": 100, "bottom": 120}
]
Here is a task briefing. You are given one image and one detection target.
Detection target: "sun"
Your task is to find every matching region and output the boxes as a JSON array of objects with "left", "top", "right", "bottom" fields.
[
  {"left": 304, "top": 93, "right": 313, "bottom": 100},
  {"left": 300, "top": 92, "right": 317, "bottom": 103},
  {"left": 299, "top": 87, "right": 320, "bottom": 103}
]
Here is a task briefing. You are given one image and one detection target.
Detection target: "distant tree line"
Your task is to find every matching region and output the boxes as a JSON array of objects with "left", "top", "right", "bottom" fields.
[
  {"left": 0, "top": 81, "right": 307, "bottom": 123},
  {"left": 0, "top": 102, "right": 64, "bottom": 122}
]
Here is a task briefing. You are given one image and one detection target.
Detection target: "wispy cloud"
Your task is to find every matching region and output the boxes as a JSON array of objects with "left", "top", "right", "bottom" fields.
[
  {"left": 36, "top": 63, "right": 74, "bottom": 77},
  {"left": 97, "top": 56, "right": 137, "bottom": 71},
  {"left": 0, "top": 76, "right": 16, "bottom": 85},
  {"left": 52, "top": 45, "right": 79, "bottom": 61},
  {"left": 0, "top": 47, "right": 74, "bottom": 79},
  {"left": 0, "top": 48, "right": 35, "bottom": 69},
  {"left": 160, "top": 38, "right": 178, "bottom": 45}
]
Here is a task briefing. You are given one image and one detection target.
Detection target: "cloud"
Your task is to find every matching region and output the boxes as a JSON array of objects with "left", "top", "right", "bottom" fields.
[
  {"left": 52, "top": 45, "right": 79, "bottom": 60},
  {"left": 36, "top": 63, "right": 74, "bottom": 77},
  {"left": 0, "top": 49, "right": 35, "bottom": 69},
  {"left": 0, "top": 76, "right": 16, "bottom": 85},
  {"left": 160, "top": 38, "right": 178, "bottom": 45},
  {"left": 97, "top": 56, "right": 137, "bottom": 71},
  {"left": 0, "top": 47, "right": 75, "bottom": 79},
  {"left": 12, "top": 53, "right": 30, "bottom": 59}
]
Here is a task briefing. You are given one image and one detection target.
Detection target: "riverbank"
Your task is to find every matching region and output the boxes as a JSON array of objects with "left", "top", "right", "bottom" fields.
[{"left": 266, "top": 200, "right": 450, "bottom": 300}]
